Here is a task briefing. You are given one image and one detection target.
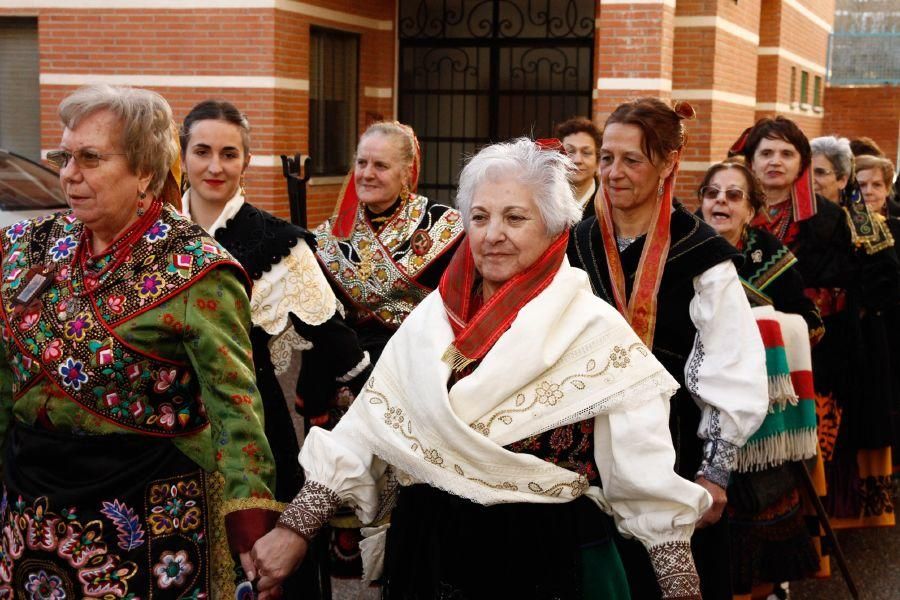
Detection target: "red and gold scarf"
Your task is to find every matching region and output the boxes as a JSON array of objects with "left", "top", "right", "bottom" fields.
[
  {"left": 595, "top": 169, "right": 677, "bottom": 348},
  {"left": 439, "top": 230, "right": 569, "bottom": 371},
  {"left": 330, "top": 122, "right": 421, "bottom": 239}
]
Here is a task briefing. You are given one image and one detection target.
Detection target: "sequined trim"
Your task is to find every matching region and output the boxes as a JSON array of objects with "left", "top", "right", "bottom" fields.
[
  {"left": 277, "top": 481, "right": 340, "bottom": 541},
  {"left": 648, "top": 540, "right": 701, "bottom": 599},
  {"left": 221, "top": 497, "right": 286, "bottom": 515}
]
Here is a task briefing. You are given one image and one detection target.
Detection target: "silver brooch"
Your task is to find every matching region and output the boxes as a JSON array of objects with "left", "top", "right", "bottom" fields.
[{"left": 751, "top": 250, "right": 763, "bottom": 263}]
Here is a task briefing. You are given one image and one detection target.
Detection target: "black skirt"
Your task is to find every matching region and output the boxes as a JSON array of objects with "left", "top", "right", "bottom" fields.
[
  {"left": 381, "top": 484, "right": 620, "bottom": 600},
  {"left": 0, "top": 422, "right": 214, "bottom": 598}
]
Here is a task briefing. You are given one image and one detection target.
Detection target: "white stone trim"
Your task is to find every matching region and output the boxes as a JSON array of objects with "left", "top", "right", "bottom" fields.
[
  {"left": 597, "top": 77, "right": 673, "bottom": 91},
  {"left": 756, "top": 102, "right": 824, "bottom": 119},
  {"left": 0, "top": 1, "right": 393, "bottom": 30},
  {"left": 309, "top": 175, "right": 346, "bottom": 186},
  {"left": 673, "top": 16, "right": 759, "bottom": 45},
  {"left": 671, "top": 89, "right": 757, "bottom": 107},
  {"left": 249, "top": 154, "right": 292, "bottom": 168},
  {"left": 679, "top": 160, "right": 717, "bottom": 172},
  {"left": 782, "top": 0, "right": 833, "bottom": 33},
  {"left": 757, "top": 47, "right": 827, "bottom": 76},
  {"left": 363, "top": 86, "right": 393, "bottom": 99},
  {"left": 39, "top": 73, "right": 310, "bottom": 91},
  {"left": 599, "top": 0, "right": 676, "bottom": 8}
]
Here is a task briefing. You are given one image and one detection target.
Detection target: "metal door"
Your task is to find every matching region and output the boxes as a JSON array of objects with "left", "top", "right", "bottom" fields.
[{"left": 398, "top": 0, "right": 595, "bottom": 204}]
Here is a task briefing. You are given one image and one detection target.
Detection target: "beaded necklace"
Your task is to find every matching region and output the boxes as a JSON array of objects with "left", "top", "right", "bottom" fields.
[{"left": 62, "top": 200, "right": 163, "bottom": 319}]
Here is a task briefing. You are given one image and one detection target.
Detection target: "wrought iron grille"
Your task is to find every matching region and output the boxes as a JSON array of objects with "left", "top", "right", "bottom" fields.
[{"left": 398, "top": 0, "right": 595, "bottom": 204}]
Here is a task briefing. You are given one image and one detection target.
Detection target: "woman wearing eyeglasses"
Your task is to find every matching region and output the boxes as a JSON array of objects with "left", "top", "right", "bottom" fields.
[
  {"left": 699, "top": 160, "right": 824, "bottom": 598},
  {"left": 0, "top": 85, "right": 278, "bottom": 598},
  {"left": 699, "top": 160, "right": 822, "bottom": 332}
]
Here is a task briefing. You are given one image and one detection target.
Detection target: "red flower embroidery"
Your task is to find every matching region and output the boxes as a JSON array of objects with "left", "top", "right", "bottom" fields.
[{"left": 106, "top": 294, "right": 125, "bottom": 314}]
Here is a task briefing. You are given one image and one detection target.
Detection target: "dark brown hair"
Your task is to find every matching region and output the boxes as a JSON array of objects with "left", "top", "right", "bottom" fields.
[
  {"left": 850, "top": 136, "right": 885, "bottom": 158},
  {"left": 602, "top": 97, "right": 692, "bottom": 165},
  {"left": 555, "top": 116, "right": 602, "bottom": 153},
  {"left": 697, "top": 160, "right": 765, "bottom": 214},
  {"left": 740, "top": 116, "right": 811, "bottom": 172},
  {"left": 180, "top": 100, "right": 251, "bottom": 156}
]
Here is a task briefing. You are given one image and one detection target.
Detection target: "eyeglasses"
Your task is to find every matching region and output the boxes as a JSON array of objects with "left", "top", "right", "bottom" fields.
[
  {"left": 812, "top": 167, "right": 834, "bottom": 177},
  {"left": 46, "top": 149, "right": 126, "bottom": 170},
  {"left": 699, "top": 186, "right": 747, "bottom": 202}
]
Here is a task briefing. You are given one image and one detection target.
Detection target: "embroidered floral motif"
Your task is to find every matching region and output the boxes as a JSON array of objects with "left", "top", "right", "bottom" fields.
[
  {"left": 5, "top": 220, "right": 30, "bottom": 242},
  {"left": 23, "top": 570, "right": 66, "bottom": 600},
  {"left": 147, "top": 479, "right": 203, "bottom": 535},
  {"left": 153, "top": 550, "right": 194, "bottom": 588},
  {"left": 63, "top": 313, "right": 93, "bottom": 341},
  {"left": 144, "top": 220, "right": 170, "bottom": 243},
  {"left": 99, "top": 500, "right": 145, "bottom": 551},
  {"left": 0, "top": 207, "right": 233, "bottom": 436},
  {"left": 508, "top": 420, "right": 599, "bottom": 484},
  {"left": 860, "top": 475, "right": 894, "bottom": 518},
  {"left": 686, "top": 338, "right": 705, "bottom": 396},
  {"left": 58, "top": 357, "right": 88, "bottom": 391},
  {"left": 535, "top": 381, "right": 564, "bottom": 405},
  {"left": 49, "top": 236, "right": 77, "bottom": 261},
  {"left": 472, "top": 343, "right": 644, "bottom": 436},
  {"left": 136, "top": 273, "right": 165, "bottom": 299}
]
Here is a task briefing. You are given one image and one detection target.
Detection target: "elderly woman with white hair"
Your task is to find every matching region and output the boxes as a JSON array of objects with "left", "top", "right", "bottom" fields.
[
  {"left": 0, "top": 85, "right": 277, "bottom": 598},
  {"left": 249, "top": 138, "right": 712, "bottom": 599},
  {"left": 810, "top": 135, "right": 854, "bottom": 203}
]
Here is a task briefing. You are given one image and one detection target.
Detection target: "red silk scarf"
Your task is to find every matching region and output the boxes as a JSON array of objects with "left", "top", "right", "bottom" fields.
[
  {"left": 438, "top": 229, "right": 569, "bottom": 371},
  {"left": 594, "top": 171, "right": 676, "bottom": 349}
]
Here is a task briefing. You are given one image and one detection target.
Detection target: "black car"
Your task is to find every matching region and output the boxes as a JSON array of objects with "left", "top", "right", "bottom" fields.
[{"left": 0, "top": 149, "right": 68, "bottom": 227}]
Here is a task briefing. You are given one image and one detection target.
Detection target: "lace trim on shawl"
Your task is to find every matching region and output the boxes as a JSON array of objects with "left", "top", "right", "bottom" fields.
[{"left": 250, "top": 240, "right": 337, "bottom": 333}]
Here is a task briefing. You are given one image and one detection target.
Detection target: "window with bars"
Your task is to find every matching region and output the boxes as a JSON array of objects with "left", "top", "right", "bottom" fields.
[
  {"left": 789, "top": 67, "right": 797, "bottom": 105},
  {"left": 800, "top": 70, "right": 809, "bottom": 106},
  {"left": 813, "top": 75, "right": 823, "bottom": 107},
  {"left": 309, "top": 27, "right": 359, "bottom": 177}
]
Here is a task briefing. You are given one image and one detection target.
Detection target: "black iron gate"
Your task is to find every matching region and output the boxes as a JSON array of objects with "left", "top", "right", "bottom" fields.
[{"left": 398, "top": 0, "right": 595, "bottom": 204}]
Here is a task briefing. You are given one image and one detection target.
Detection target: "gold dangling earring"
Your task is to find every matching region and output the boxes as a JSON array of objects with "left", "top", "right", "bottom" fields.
[
  {"left": 240, "top": 174, "right": 246, "bottom": 197},
  {"left": 400, "top": 183, "right": 411, "bottom": 203},
  {"left": 137, "top": 191, "right": 146, "bottom": 216},
  {"left": 657, "top": 182, "right": 664, "bottom": 198}
]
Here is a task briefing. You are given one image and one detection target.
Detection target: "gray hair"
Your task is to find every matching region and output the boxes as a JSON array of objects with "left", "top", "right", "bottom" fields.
[
  {"left": 359, "top": 121, "right": 417, "bottom": 173},
  {"left": 456, "top": 137, "right": 581, "bottom": 236},
  {"left": 810, "top": 135, "right": 854, "bottom": 180},
  {"left": 58, "top": 84, "right": 178, "bottom": 195}
]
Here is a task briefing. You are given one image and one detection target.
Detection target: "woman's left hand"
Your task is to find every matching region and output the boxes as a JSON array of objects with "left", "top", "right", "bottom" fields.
[{"left": 694, "top": 475, "right": 727, "bottom": 528}]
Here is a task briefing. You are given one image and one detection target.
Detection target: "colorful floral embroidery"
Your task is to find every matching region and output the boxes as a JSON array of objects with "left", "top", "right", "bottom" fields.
[
  {"left": 144, "top": 220, "right": 170, "bottom": 243},
  {"left": 23, "top": 570, "right": 66, "bottom": 599},
  {"left": 49, "top": 236, "right": 77, "bottom": 262},
  {"left": 63, "top": 313, "right": 93, "bottom": 341},
  {"left": 58, "top": 357, "right": 88, "bottom": 391},
  {"left": 136, "top": 273, "right": 165, "bottom": 299},
  {"left": 152, "top": 550, "right": 194, "bottom": 589},
  {"left": 147, "top": 479, "right": 203, "bottom": 535},
  {"left": 5, "top": 220, "right": 29, "bottom": 242}
]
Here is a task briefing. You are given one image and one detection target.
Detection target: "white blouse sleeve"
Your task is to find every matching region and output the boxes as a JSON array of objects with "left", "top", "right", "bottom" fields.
[
  {"left": 687, "top": 260, "right": 768, "bottom": 487},
  {"left": 276, "top": 409, "right": 388, "bottom": 540},
  {"left": 594, "top": 391, "right": 712, "bottom": 597}
]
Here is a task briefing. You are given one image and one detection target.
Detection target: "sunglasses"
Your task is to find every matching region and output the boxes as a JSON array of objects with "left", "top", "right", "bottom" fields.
[
  {"left": 700, "top": 186, "right": 747, "bottom": 202},
  {"left": 46, "top": 149, "right": 126, "bottom": 170}
]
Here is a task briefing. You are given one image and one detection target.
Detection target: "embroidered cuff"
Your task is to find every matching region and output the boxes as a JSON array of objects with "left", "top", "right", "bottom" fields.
[
  {"left": 277, "top": 481, "right": 340, "bottom": 542},
  {"left": 648, "top": 541, "right": 701, "bottom": 599},
  {"left": 697, "top": 437, "right": 738, "bottom": 488}
]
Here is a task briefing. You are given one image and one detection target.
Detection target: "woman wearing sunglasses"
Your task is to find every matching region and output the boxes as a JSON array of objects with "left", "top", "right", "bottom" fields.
[
  {"left": 0, "top": 85, "right": 278, "bottom": 598},
  {"left": 698, "top": 160, "right": 822, "bottom": 331},
  {"left": 699, "top": 161, "right": 825, "bottom": 598}
]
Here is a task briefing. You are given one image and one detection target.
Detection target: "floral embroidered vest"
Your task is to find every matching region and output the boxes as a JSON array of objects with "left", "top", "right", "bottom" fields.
[
  {"left": 0, "top": 207, "right": 245, "bottom": 436},
  {"left": 314, "top": 194, "right": 464, "bottom": 328}
]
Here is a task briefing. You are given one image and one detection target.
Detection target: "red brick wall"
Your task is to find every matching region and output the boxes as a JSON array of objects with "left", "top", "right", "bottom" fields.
[
  {"left": 5, "top": 1, "right": 397, "bottom": 226},
  {"left": 824, "top": 86, "right": 900, "bottom": 165}
]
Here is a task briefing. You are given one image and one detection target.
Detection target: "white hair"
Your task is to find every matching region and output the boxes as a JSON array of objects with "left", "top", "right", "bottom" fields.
[
  {"left": 810, "top": 135, "right": 854, "bottom": 180},
  {"left": 456, "top": 137, "right": 581, "bottom": 236}
]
